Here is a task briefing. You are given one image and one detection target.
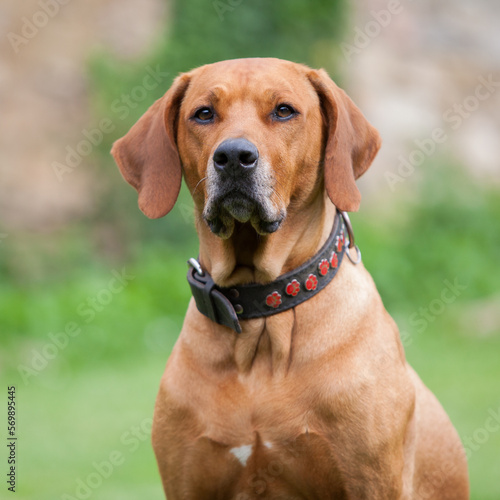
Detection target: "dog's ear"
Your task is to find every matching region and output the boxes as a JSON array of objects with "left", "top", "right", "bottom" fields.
[
  {"left": 307, "top": 69, "right": 381, "bottom": 212},
  {"left": 111, "top": 73, "right": 191, "bottom": 219}
]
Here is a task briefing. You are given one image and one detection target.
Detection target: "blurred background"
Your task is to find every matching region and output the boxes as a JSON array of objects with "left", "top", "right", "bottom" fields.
[{"left": 0, "top": 0, "right": 499, "bottom": 498}]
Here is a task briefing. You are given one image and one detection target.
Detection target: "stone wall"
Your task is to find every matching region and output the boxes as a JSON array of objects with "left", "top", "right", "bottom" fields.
[
  {"left": 0, "top": 0, "right": 166, "bottom": 230},
  {"left": 340, "top": 0, "right": 500, "bottom": 196}
]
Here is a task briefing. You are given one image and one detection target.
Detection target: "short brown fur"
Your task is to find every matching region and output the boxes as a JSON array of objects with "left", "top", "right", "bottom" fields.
[{"left": 112, "top": 58, "right": 469, "bottom": 499}]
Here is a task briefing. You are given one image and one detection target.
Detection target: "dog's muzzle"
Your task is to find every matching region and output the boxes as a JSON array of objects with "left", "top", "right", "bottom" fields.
[{"left": 203, "top": 138, "right": 284, "bottom": 238}]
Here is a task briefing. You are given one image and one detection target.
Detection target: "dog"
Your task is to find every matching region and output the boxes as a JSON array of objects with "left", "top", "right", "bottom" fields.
[{"left": 112, "top": 58, "right": 469, "bottom": 499}]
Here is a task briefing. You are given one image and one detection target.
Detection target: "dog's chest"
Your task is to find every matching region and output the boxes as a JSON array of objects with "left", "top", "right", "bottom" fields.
[
  {"left": 156, "top": 311, "right": 409, "bottom": 498},
  {"left": 159, "top": 354, "right": 351, "bottom": 497},
  {"left": 181, "top": 428, "right": 348, "bottom": 499}
]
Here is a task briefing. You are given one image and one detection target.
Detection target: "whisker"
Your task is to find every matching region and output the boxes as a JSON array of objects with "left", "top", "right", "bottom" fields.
[
  {"left": 271, "top": 186, "right": 285, "bottom": 208},
  {"left": 193, "top": 177, "right": 207, "bottom": 195}
]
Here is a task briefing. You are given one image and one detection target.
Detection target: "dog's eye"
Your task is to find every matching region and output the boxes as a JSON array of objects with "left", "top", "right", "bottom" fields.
[
  {"left": 274, "top": 104, "right": 296, "bottom": 120},
  {"left": 194, "top": 107, "right": 214, "bottom": 122}
]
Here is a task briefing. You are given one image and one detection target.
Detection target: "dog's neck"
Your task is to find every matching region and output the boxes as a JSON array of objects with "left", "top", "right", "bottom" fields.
[
  {"left": 186, "top": 194, "right": 356, "bottom": 375},
  {"left": 196, "top": 192, "right": 336, "bottom": 287}
]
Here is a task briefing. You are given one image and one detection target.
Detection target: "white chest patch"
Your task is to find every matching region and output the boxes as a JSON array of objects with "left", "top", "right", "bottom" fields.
[{"left": 229, "top": 444, "right": 253, "bottom": 466}]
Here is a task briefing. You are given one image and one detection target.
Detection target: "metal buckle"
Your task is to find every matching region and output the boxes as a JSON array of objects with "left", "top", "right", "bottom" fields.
[
  {"left": 340, "top": 211, "right": 362, "bottom": 265},
  {"left": 187, "top": 257, "right": 204, "bottom": 276}
]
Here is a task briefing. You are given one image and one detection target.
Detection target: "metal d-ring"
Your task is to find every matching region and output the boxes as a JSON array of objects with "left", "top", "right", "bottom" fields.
[
  {"left": 340, "top": 211, "right": 362, "bottom": 265},
  {"left": 346, "top": 244, "right": 362, "bottom": 265},
  {"left": 187, "top": 257, "right": 204, "bottom": 276}
]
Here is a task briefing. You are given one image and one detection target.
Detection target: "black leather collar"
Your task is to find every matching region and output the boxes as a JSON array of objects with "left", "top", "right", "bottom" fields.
[{"left": 187, "top": 212, "right": 359, "bottom": 333}]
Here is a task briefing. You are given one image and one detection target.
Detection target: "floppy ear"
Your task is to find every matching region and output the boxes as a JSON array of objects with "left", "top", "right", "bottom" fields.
[
  {"left": 307, "top": 69, "right": 381, "bottom": 212},
  {"left": 111, "top": 73, "right": 191, "bottom": 218}
]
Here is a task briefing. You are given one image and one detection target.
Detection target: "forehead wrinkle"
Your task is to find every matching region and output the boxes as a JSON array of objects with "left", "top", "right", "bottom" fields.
[
  {"left": 190, "top": 85, "right": 229, "bottom": 108},
  {"left": 208, "top": 86, "right": 229, "bottom": 103},
  {"left": 262, "top": 88, "right": 298, "bottom": 102}
]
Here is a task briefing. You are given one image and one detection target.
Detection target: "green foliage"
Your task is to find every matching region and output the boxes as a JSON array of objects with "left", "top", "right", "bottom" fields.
[
  {"left": 354, "top": 162, "right": 500, "bottom": 314},
  {"left": 169, "top": 0, "right": 346, "bottom": 68}
]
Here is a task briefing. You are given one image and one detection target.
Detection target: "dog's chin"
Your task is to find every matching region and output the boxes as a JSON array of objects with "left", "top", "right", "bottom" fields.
[{"left": 204, "top": 194, "right": 284, "bottom": 239}]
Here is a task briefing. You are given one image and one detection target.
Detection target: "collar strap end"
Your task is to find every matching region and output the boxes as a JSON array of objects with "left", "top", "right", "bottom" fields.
[{"left": 187, "top": 266, "right": 242, "bottom": 333}]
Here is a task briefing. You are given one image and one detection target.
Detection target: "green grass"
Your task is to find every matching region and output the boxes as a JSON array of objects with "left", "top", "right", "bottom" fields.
[{"left": 4, "top": 358, "right": 166, "bottom": 500}]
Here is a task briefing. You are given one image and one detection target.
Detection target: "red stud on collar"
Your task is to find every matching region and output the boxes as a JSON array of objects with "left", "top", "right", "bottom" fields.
[
  {"left": 266, "top": 291, "right": 282, "bottom": 308},
  {"left": 335, "top": 234, "right": 343, "bottom": 253},
  {"left": 318, "top": 259, "right": 330, "bottom": 276},
  {"left": 330, "top": 251, "right": 338, "bottom": 268},
  {"left": 305, "top": 274, "right": 318, "bottom": 291},
  {"left": 286, "top": 279, "right": 300, "bottom": 296}
]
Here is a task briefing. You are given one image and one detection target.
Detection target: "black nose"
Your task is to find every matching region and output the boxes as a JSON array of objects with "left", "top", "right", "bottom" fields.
[{"left": 213, "top": 138, "right": 259, "bottom": 176}]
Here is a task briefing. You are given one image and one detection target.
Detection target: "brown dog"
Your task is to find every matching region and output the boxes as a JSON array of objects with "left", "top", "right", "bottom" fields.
[{"left": 112, "top": 58, "right": 469, "bottom": 499}]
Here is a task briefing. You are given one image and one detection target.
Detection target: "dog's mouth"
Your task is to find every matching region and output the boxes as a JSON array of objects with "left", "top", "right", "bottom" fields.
[{"left": 204, "top": 190, "right": 284, "bottom": 239}]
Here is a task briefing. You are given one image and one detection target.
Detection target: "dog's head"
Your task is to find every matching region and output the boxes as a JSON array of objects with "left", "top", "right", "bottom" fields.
[{"left": 112, "top": 58, "right": 381, "bottom": 239}]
